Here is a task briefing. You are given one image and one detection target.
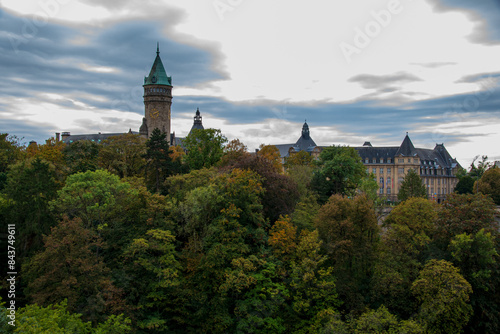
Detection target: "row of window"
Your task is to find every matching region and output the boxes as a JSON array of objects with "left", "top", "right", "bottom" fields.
[
  {"left": 145, "top": 88, "right": 170, "bottom": 94},
  {"left": 371, "top": 166, "right": 452, "bottom": 177},
  {"left": 364, "top": 158, "right": 441, "bottom": 166},
  {"left": 365, "top": 158, "right": 393, "bottom": 164},
  {"left": 372, "top": 167, "right": 392, "bottom": 174}
]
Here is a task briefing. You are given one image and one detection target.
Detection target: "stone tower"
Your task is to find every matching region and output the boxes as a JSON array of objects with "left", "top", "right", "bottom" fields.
[{"left": 141, "top": 43, "right": 173, "bottom": 138}]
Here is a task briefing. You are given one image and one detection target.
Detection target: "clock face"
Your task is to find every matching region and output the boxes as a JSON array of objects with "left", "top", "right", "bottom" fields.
[{"left": 149, "top": 108, "right": 160, "bottom": 119}]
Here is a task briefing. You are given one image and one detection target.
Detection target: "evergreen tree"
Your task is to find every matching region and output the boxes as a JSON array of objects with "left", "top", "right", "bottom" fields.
[
  {"left": 144, "top": 128, "right": 174, "bottom": 193},
  {"left": 398, "top": 168, "right": 427, "bottom": 202}
]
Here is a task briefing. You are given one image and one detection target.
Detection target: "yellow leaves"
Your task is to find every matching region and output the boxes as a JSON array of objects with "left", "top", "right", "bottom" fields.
[
  {"left": 269, "top": 216, "right": 297, "bottom": 257},
  {"left": 169, "top": 145, "right": 185, "bottom": 162},
  {"left": 258, "top": 144, "right": 283, "bottom": 173}
]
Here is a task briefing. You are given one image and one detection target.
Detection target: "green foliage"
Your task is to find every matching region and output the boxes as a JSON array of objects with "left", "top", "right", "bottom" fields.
[
  {"left": 98, "top": 133, "right": 147, "bottom": 178},
  {"left": 223, "top": 153, "right": 300, "bottom": 222},
  {"left": 353, "top": 305, "right": 423, "bottom": 334},
  {"left": 6, "top": 300, "right": 130, "bottom": 333},
  {"left": 475, "top": 167, "right": 500, "bottom": 204},
  {"left": 123, "top": 229, "right": 180, "bottom": 331},
  {"left": 0, "top": 133, "right": 24, "bottom": 190},
  {"left": 311, "top": 145, "right": 366, "bottom": 203},
  {"left": 14, "top": 300, "right": 91, "bottom": 333},
  {"left": 183, "top": 128, "right": 227, "bottom": 170},
  {"left": 315, "top": 193, "right": 380, "bottom": 312},
  {"left": 63, "top": 140, "right": 100, "bottom": 175},
  {"left": 412, "top": 259, "right": 473, "bottom": 334},
  {"left": 51, "top": 169, "right": 137, "bottom": 228},
  {"left": 144, "top": 128, "right": 176, "bottom": 193},
  {"left": 372, "top": 198, "right": 437, "bottom": 317},
  {"left": 455, "top": 174, "right": 475, "bottom": 194},
  {"left": 398, "top": 168, "right": 427, "bottom": 202},
  {"left": 2, "top": 158, "right": 58, "bottom": 256},
  {"left": 284, "top": 150, "right": 314, "bottom": 168},
  {"left": 4, "top": 132, "right": 500, "bottom": 333},
  {"left": 449, "top": 229, "right": 500, "bottom": 334},
  {"left": 22, "top": 217, "right": 125, "bottom": 325},
  {"left": 435, "top": 193, "right": 497, "bottom": 247}
]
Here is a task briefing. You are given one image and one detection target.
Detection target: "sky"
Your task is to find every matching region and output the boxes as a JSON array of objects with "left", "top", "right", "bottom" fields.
[{"left": 1, "top": 0, "right": 499, "bottom": 167}]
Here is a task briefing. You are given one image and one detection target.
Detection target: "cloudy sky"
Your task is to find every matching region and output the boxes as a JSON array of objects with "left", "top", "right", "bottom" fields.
[{"left": 1, "top": 0, "right": 499, "bottom": 166}]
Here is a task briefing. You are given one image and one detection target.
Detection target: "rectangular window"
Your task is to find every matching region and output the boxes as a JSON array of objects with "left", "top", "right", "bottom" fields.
[
  {"left": 398, "top": 168, "right": 404, "bottom": 174},
  {"left": 387, "top": 188, "right": 391, "bottom": 194},
  {"left": 408, "top": 158, "right": 412, "bottom": 163},
  {"left": 372, "top": 168, "right": 376, "bottom": 174},
  {"left": 380, "top": 177, "right": 384, "bottom": 184},
  {"left": 387, "top": 168, "right": 391, "bottom": 173},
  {"left": 388, "top": 158, "right": 392, "bottom": 163},
  {"left": 380, "top": 188, "right": 384, "bottom": 194},
  {"left": 380, "top": 168, "right": 384, "bottom": 174},
  {"left": 365, "top": 158, "right": 369, "bottom": 164},
  {"left": 398, "top": 159, "right": 404, "bottom": 163}
]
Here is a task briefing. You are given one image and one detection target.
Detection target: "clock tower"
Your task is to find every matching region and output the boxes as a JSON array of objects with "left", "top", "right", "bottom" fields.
[{"left": 140, "top": 43, "right": 173, "bottom": 138}]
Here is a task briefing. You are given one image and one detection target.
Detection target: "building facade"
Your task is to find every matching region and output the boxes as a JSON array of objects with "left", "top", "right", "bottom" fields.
[{"left": 278, "top": 126, "right": 461, "bottom": 202}]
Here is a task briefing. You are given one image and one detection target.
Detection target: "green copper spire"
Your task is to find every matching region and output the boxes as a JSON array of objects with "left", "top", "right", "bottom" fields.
[{"left": 144, "top": 43, "right": 172, "bottom": 86}]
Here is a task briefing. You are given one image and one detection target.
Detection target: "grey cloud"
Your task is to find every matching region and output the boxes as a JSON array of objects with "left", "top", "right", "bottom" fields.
[
  {"left": 429, "top": 0, "right": 500, "bottom": 45},
  {"left": 410, "top": 62, "right": 457, "bottom": 68},
  {"left": 348, "top": 72, "right": 423, "bottom": 90},
  {"left": 455, "top": 72, "right": 500, "bottom": 84}
]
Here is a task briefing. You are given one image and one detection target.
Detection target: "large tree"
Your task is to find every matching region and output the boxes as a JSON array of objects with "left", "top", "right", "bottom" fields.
[
  {"left": 23, "top": 217, "right": 126, "bottom": 325},
  {"left": 412, "top": 259, "right": 473, "bottom": 334},
  {"left": 63, "top": 140, "right": 100, "bottom": 175},
  {"left": 3, "top": 158, "right": 58, "bottom": 256},
  {"left": 315, "top": 193, "right": 380, "bottom": 312},
  {"left": 475, "top": 167, "right": 500, "bottom": 205},
  {"left": 183, "top": 128, "right": 227, "bottom": 170},
  {"left": 98, "top": 133, "right": 147, "bottom": 178},
  {"left": 143, "top": 128, "right": 175, "bottom": 193},
  {"left": 311, "top": 145, "right": 366, "bottom": 203}
]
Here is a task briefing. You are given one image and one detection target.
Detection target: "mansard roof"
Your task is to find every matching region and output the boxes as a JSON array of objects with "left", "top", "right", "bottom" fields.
[
  {"left": 144, "top": 43, "right": 172, "bottom": 86},
  {"left": 355, "top": 136, "right": 460, "bottom": 169}
]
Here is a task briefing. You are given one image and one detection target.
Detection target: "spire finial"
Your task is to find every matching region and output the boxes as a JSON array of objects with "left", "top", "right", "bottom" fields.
[{"left": 156, "top": 42, "right": 160, "bottom": 56}]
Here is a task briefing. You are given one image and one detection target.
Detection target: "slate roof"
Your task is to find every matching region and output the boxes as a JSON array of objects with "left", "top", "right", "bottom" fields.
[
  {"left": 395, "top": 133, "right": 417, "bottom": 156},
  {"left": 274, "top": 121, "right": 318, "bottom": 158},
  {"left": 61, "top": 131, "right": 138, "bottom": 144},
  {"left": 355, "top": 134, "right": 460, "bottom": 170}
]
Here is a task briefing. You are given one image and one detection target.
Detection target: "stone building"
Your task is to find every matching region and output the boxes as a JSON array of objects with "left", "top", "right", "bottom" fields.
[{"left": 278, "top": 125, "right": 461, "bottom": 202}]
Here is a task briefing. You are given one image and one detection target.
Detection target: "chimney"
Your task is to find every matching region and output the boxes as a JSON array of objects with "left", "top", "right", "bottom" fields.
[{"left": 55, "top": 132, "right": 60, "bottom": 142}]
